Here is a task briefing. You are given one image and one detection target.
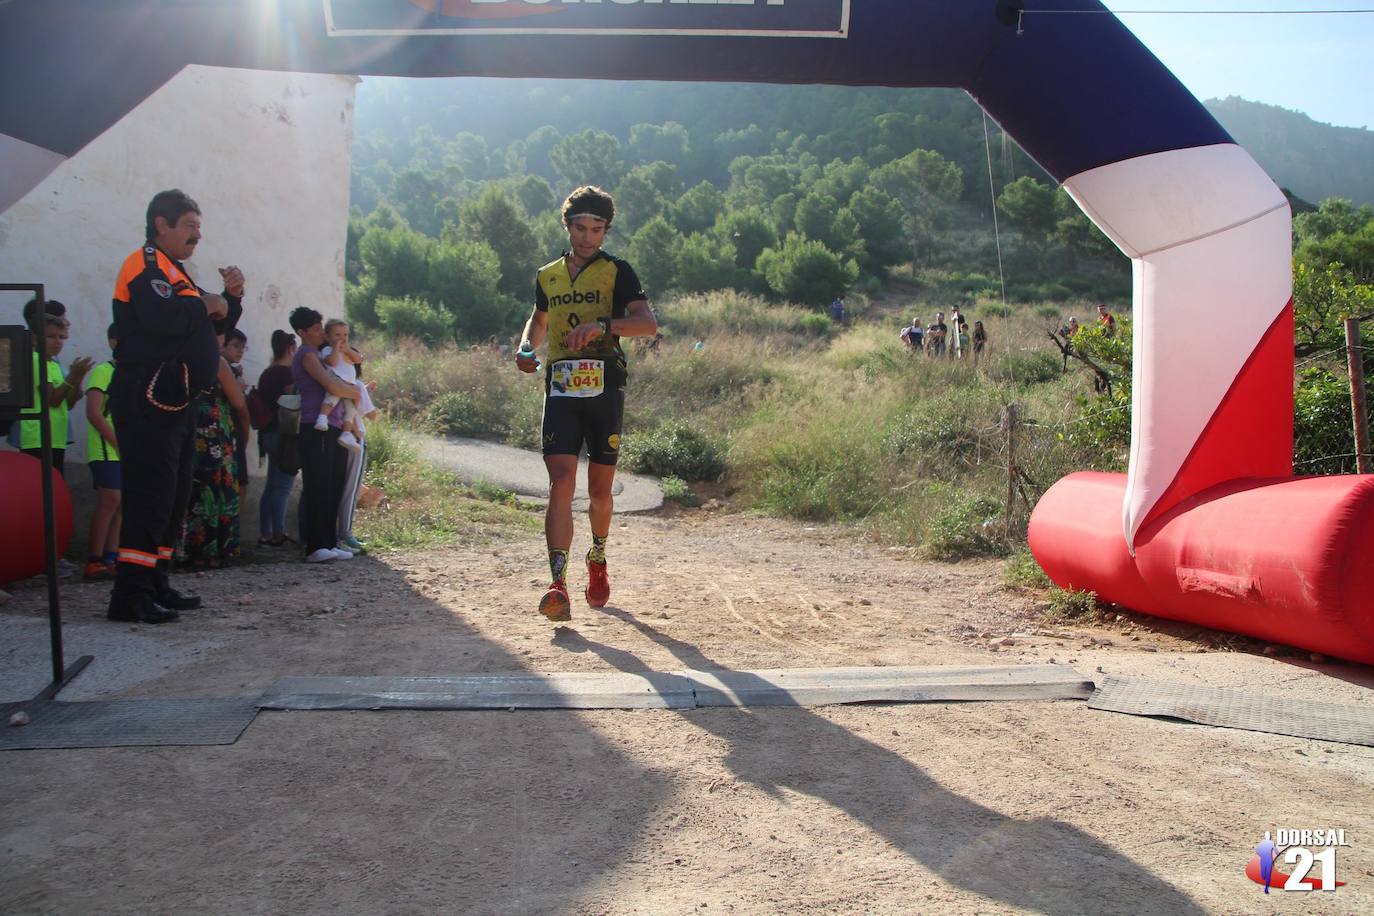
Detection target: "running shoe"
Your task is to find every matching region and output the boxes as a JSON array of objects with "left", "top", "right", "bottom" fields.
[
  {"left": 585, "top": 555, "right": 610, "bottom": 608},
  {"left": 538, "top": 581, "right": 572, "bottom": 622},
  {"left": 83, "top": 560, "right": 114, "bottom": 581}
]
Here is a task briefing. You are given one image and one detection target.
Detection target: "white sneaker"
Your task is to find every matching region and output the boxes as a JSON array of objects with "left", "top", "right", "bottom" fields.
[
  {"left": 313, "top": 414, "right": 330, "bottom": 431},
  {"left": 338, "top": 431, "right": 362, "bottom": 452},
  {"left": 330, "top": 548, "right": 355, "bottom": 561},
  {"left": 333, "top": 543, "right": 357, "bottom": 555},
  {"left": 305, "top": 548, "right": 336, "bottom": 563}
]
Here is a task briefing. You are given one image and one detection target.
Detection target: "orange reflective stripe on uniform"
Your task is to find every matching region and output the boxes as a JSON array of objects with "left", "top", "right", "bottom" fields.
[
  {"left": 117, "top": 548, "right": 160, "bottom": 568},
  {"left": 157, "top": 547, "right": 174, "bottom": 560},
  {"left": 113, "top": 246, "right": 201, "bottom": 302}
]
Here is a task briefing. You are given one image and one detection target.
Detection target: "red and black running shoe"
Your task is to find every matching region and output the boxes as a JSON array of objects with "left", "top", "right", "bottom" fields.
[
  {"left": 585, "top": 555, "right": 610, "bottom": 608},
  {"left": 539, "top": 581, "right": 572, "bottom": 622}
]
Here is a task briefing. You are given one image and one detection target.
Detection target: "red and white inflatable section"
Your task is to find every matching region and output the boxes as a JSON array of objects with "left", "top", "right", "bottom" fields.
[{"left": 1030, "top": 144, "right": 1374, "bottom": 665}]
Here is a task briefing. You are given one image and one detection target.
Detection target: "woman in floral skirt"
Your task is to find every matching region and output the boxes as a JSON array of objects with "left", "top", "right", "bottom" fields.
[{"left": 180, "top": 350, "right": 251, "bottom": 568}]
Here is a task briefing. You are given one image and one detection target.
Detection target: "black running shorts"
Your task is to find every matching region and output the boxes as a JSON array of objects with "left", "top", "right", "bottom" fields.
[{"left": 541, "top": 389, "right": 624, "bottom": 465}]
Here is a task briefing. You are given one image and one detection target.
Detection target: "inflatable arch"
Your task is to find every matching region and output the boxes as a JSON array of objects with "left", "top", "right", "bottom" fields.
[{"left": 2, "top": 1, "right": 1370, "bottom": 662}]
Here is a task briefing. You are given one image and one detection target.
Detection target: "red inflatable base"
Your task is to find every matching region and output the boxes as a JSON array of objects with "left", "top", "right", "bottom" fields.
[
  {"left": 1029, "top": 472, "right": 1374, "bottom": 666},
  {"left": 0, "top": 451, "right": 75, "bottom": 585}
]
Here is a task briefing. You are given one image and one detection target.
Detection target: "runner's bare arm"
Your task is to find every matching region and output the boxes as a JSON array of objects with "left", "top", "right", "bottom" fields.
[
  {"left": 564, "top": 299, "right": 656, "bottom": 351},
  {"left": 516, "top": 307, "right": 548, "bottom": 373}
]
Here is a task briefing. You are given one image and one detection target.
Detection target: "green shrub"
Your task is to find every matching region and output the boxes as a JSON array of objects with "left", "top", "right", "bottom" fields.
[
  {"left": 980, "top": 302, "right": 1013, "bottom": 319},
  {"left": 375, "top": 295, "right": 452, "bottom": 345},
  {"left": 1046, "top": 587, "right": 1098, "bottom": 621},
  {"left": 660, "top": 475, "right": 700, "bottom": 506},
  {"left": 882, "top": 387, "right": 1007, "bottom": 478},
  {"left": 363, "top": 419, "right": 420, "bottom": 494},
  {"left": 921, "top": 491, "right": 1006, "bottom": 560},
  {"left": 1294, "top": 367, "right": 1362, "bottom": 475},
  {"left": 423, "top": 390, "right": 506, "bottom": 438},
  {"left": 1033, "top": 304, "right": 1062, "bottom": 321},
  {"left": 992, "top": 350, "right": 1063, "bottom": 386},
  {"left": 799, "top": 312, "right": 835, "bottom": 337},
  {"left": 620, "top": 421, "right": 728, "bottom": 481},
  {"left": 756, "top": 233, "right": 858, "bottom": 307},
  {"left": 1004, "top": 548, "right": 1053, "bottom": 590},
  {"left": 659, "top": 290, "right": 835, "bottom": 341}
]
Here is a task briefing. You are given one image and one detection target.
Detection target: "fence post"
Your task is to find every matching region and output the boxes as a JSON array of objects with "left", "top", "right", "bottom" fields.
[
  {"left": 1348, "top": 318, "right": 1371, "bottom": 474},
  {"left": 1004, "top": 403, "right": 1018, "bottom": 539}
]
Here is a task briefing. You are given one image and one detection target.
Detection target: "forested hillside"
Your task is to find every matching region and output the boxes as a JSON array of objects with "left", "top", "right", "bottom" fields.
[
  {"left": 346, "top": 78, "right": 1371, "bottom": 345},
  {"left": 345, "top": 78, "right": 1130, "bottom": 342},
  {"left": 1206, "top": 97, "right": 1374, "bottom": 207}
]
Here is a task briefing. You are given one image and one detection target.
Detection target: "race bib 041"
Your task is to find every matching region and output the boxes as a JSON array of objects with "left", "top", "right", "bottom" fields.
[{"left": 549, "top": 359, "right": 605, "bottom": 398}]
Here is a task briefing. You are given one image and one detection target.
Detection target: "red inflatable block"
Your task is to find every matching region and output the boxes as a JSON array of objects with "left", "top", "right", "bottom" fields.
[
  {"left": 1030, "top": 471, "right": 1374, "bottom": 665},
  {"left": 0, "top": 450, "right": 74, "bottom": 585}
]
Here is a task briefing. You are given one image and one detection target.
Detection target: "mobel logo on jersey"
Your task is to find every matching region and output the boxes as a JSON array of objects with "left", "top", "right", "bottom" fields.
[
  {"left": 548, "top": 289, "right": 601, "bottom": 309},
  {"left": 325, "top": 0, "right": 849, "bottom": 38}
]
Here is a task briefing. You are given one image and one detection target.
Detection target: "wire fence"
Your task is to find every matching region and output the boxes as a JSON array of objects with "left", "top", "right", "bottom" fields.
[{"left": 984, "top": 334, "right": 1371, "bottom": 537}]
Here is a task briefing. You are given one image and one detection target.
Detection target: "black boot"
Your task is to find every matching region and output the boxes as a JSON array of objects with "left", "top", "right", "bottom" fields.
[
  {"left": 108, "top": 589, "right": 180, "bottom": 624},
  {"left": 156, "top": 586, "right": 202, "bottom": 611},
  {"left": 154, "top": 562, "right": 202, "bottom": 610}
]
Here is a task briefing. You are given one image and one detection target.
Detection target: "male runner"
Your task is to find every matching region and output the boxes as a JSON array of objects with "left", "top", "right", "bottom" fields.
[{"left": 515, "top": 186, "right": 658, "bottom": 621}]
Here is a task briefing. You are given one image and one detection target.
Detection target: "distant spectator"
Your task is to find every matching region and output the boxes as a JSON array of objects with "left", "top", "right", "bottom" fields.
[
  {"left": 972, "top": 320, "right": 988, "bottom": 366},
  {"left": 830, "top": 296, "right": 846, "bottom": 324},
  {"left": 927, "top": 312, "right": 948, "bottom": 357},
  {"left": 18, "top": 314, "right": 92, "bottom": 479},
  {"left": 693, "top": 336, "right": 705, "bottom": 353},
  {"left": 950, "top": 307, "right": 969, "bottom": 359},
  {"left": 83, "top": 323, "right": 121, "bottom": 580},
  {"left": 1066, "top": 316, "right": 1081, "bottom": 337},
  {"left": 222, "top": 327, "right": 250, "bottom": 494},
  {"left": 1097, "top": 303, "right": 1116, "bottom": 336},
  {"left": 900, "top": 317, "right": 924, "bottom": 353},
  {"left": 256, "top": 330, "right": 299, "bottom": 549}
]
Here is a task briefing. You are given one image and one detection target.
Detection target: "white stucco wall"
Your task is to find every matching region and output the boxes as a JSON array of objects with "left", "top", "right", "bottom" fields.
[{"left": 0, "top": 65, "right": 357, "bottom": 465}]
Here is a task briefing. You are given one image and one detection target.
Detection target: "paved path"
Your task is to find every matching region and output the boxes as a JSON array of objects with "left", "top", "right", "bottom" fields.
[{"left": 416, "top": 434, "right": 663, "bottom": 513}]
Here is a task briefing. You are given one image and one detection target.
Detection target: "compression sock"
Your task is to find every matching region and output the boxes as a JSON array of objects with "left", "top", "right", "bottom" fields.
[
  {"left": 548, "top": 548, "right": 569, "bottom": 585},
  {"left": 587, "top": 534, "right": 607, "bottom": 565}
]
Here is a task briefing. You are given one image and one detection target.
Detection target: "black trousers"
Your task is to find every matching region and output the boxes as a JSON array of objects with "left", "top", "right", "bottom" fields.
[
  {"left": 299, "top": 426, "right": 347, "bottom": 552},
  {"left": 110, "top": 378, "right": 196, "bottom": 597}
]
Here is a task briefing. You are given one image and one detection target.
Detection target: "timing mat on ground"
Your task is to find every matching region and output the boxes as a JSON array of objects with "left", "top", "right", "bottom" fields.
[
  {"left": 1088, "top": 676, "right": 1374, "bottom": 747},
  {"left": 0, "top": 697, "right": 261, "bottom": 750},
  {"left": 256, "top": 665, "right": 1096, "bottom": 712}
]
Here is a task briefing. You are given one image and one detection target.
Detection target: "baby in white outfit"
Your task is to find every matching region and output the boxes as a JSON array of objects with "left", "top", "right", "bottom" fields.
[{"left": 314, "top": 319, "right": 377, "bottom": 452}]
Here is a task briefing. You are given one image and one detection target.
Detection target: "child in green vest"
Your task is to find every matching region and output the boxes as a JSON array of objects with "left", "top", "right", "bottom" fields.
[
  {"left": 19, "top": 314, "right": 92, "bottom": 479},
  {"left": 83, "top": 324, "right": 121, "bottom": 580}
]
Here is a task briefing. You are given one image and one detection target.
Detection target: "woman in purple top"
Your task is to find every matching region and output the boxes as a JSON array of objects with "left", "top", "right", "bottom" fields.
[{"left": 288, "top": 307, "right": 359, "bottom": 563}]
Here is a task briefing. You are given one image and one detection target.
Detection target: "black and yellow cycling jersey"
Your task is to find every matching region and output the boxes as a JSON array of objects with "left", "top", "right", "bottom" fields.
[{"left": 535, "top": 249, "right": 645, "bottom": 391}]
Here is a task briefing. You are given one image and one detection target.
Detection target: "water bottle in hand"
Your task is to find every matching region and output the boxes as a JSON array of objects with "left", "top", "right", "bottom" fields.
[{"left": 518, "top": 341, "right": 540, "bottom": 372}]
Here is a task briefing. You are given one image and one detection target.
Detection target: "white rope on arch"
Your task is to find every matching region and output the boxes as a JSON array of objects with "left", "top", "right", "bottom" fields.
[{"left": 982, "top": 109, "right": 1008, "bottom": 308}]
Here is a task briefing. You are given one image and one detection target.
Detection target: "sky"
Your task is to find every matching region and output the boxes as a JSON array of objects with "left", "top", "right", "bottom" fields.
[{"left": 1095, "top": 1, "right": 1374, "bottom": 130}]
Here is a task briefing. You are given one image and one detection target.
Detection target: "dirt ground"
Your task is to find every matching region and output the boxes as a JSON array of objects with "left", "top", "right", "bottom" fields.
[{"left": 3, "top": 507, "right": 1373, "bottom": 915}]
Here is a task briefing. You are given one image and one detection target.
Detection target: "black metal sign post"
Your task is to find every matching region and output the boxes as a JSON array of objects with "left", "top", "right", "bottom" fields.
[{"left": 2, "top": 283, "right": 92, "bottom": 699}]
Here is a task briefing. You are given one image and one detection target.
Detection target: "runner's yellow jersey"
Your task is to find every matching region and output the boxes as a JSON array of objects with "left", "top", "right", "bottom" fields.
[{"left": 534, "top": 250, "right": 646, "bottom": 388}]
